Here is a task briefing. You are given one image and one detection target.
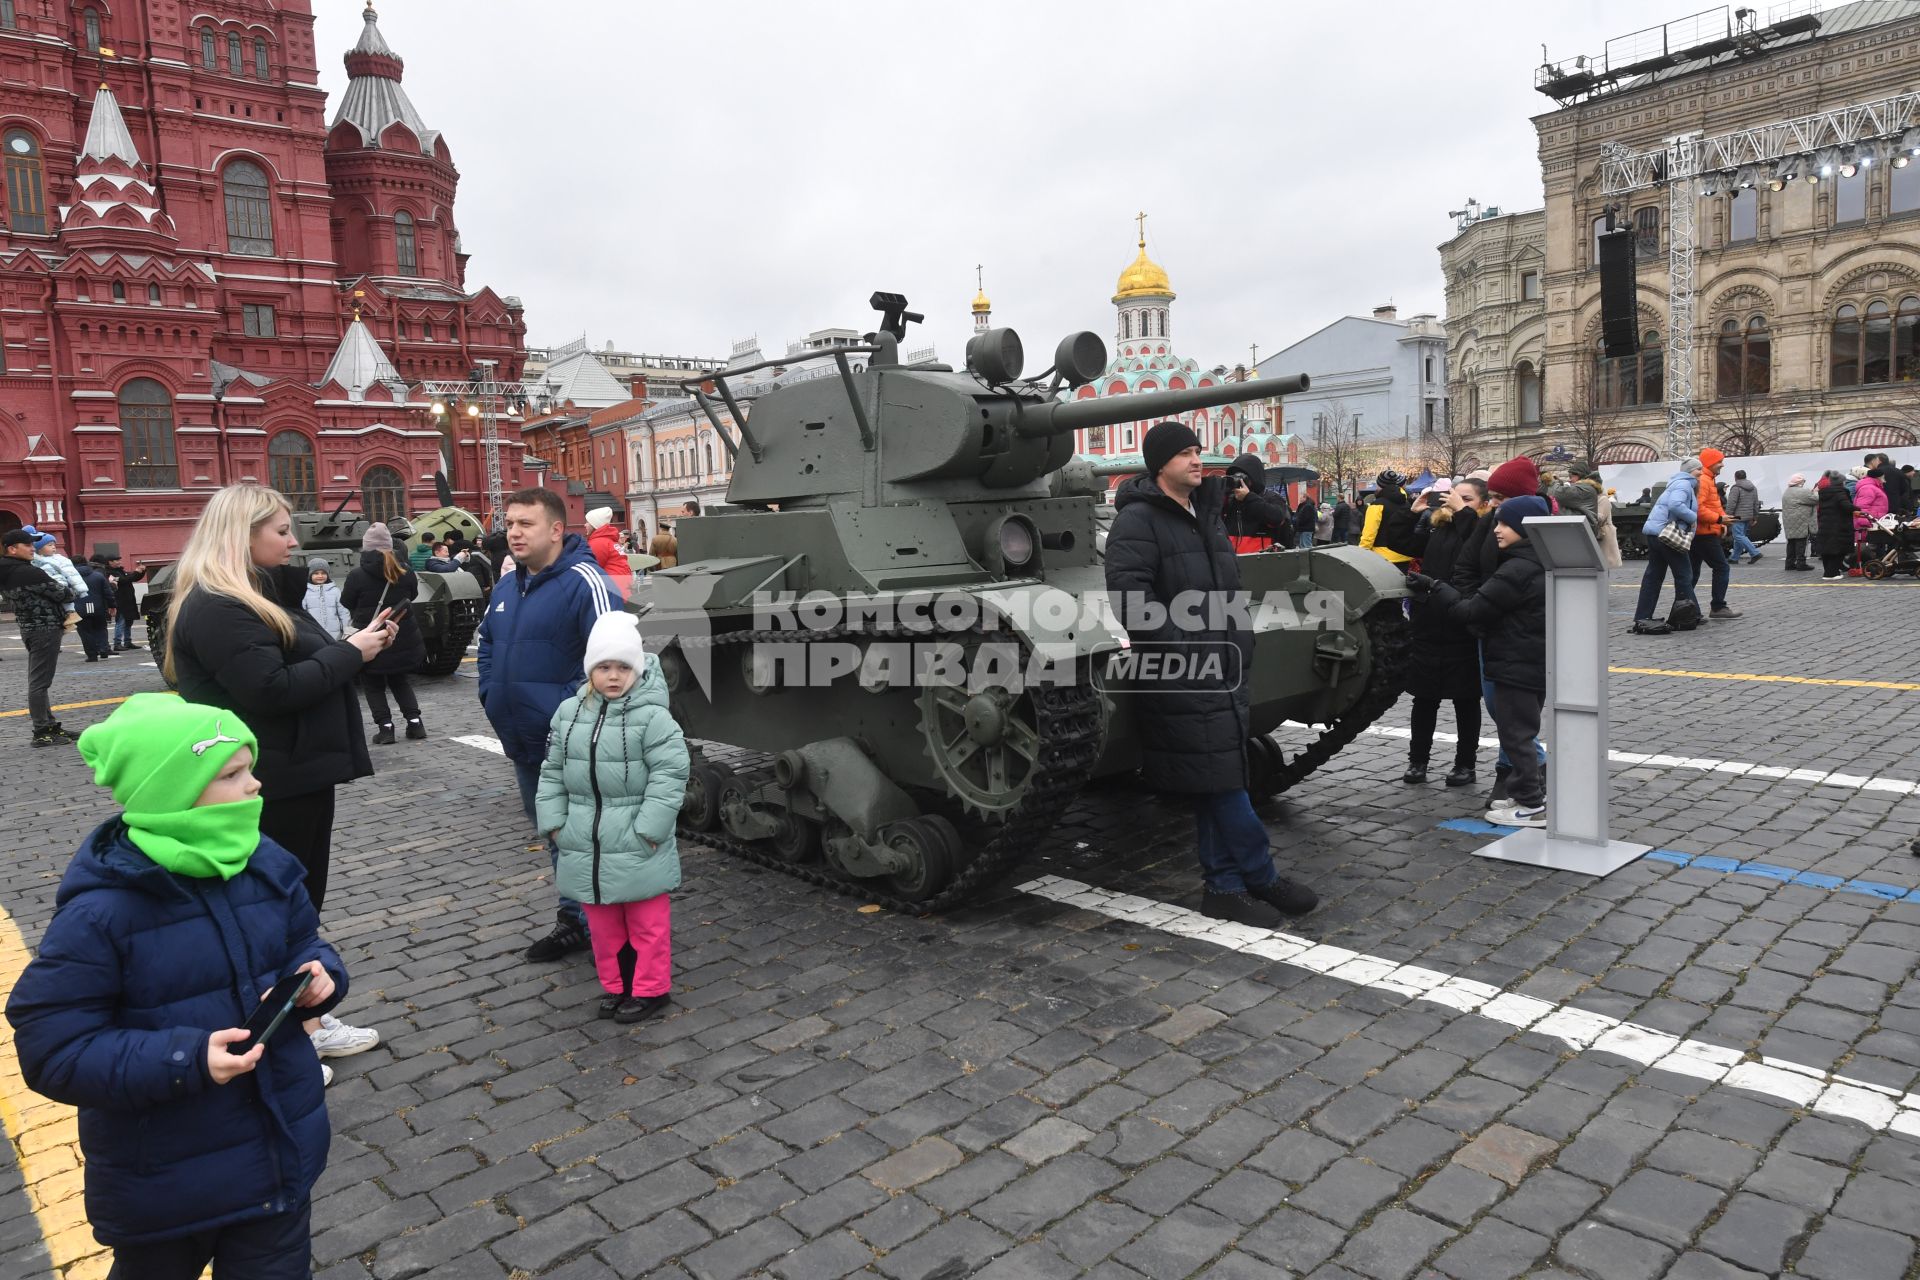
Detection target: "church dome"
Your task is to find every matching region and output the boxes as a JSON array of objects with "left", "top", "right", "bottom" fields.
[
  {"left": 1114, "top": 237, "right": 1174, "bottom": 301},
  {"left": 972, "top": 288, "right": 991, "bottom": 314}
]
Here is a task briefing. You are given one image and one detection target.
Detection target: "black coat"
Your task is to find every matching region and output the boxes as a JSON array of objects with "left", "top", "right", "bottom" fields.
[
  {"left": 1402, "top": 508, "right": 1483, "bottom": 701},
  {"left": 340, "top": 552, "right": 426, "bottom": 676},
  {"left": 1220, "top": 456, "right": 1292, "bottom": 548},
  {"left": 1103, "top": 473, "right": 1252, "bottom": 792},
  {"left": 0, "top": 555, "right": 73, "bottom": 633},
  {"left": 106, "top": 564, "right": 143, "bottom": 613},
  {"left": 168, "top": 565, "right": 372, "bottom": 800},
  {"left": 1451, "top": 507, "right": 1500, "bottom": 593},
  {"left": 1424, "top": 541, "right": 1545, "bottom": 693},
  {"left": 1815, "top": 484, "right": 1857, "bottom": 556}
]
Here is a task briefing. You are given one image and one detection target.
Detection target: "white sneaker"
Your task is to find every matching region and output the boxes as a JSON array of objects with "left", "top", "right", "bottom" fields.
[
  {"left": 1486, "top": 802, "right": 1547, "bottom": 829},
  {"left": 311, "top": 1013, "right": 380, "bottom": 1058},
  {"left": 321, "top": 1063, "right": 334, "bottom": 1087}
]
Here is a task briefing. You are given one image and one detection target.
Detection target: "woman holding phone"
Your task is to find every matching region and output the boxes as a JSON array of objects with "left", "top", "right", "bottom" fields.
[
  {"left": 164, "top": 483, "right": 392, "bottom": 1065},
  {"left": 341, "top": 522, "right": 428, "bottom": 744}
]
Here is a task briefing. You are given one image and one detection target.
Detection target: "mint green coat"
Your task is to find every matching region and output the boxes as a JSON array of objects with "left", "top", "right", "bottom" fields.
[{"left": 534, "top": 659, "right": 689, "bottom": 906}]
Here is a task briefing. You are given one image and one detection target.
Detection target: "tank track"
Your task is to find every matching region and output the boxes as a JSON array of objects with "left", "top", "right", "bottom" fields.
[
  {"left": 670, "top": 616, "right": 1104, "bottom": 915},
  {"left": 1265, "top": 601, "right": 1411, "bottom": 793}
]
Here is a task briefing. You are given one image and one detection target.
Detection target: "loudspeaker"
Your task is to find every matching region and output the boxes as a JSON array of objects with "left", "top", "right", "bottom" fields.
[{"left": 1598, "top": 228, "right": 1638, "bottom": 359}]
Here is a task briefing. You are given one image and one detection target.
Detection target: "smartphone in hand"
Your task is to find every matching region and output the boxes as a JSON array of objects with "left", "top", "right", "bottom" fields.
[{"left": 231, "top": 970, "right": 313, "bottom": 1057}]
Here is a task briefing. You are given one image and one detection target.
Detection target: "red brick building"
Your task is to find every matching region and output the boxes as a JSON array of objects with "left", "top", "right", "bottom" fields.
[{"left": 0, "top": 2, "right": 527, "bottom": 560}]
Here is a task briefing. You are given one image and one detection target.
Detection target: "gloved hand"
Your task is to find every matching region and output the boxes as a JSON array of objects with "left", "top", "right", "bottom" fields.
[{"left": 1404, "top": 571, "right": 1435, "bottom": 595}]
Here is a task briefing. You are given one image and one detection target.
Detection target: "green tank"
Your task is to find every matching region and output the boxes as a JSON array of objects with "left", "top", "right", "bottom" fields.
[
  {"left": 635, "top": 293, "right": 1410, "bottom": 913},
  {"left": 141, "top": 497, "right": 486, "bottom": 678}
]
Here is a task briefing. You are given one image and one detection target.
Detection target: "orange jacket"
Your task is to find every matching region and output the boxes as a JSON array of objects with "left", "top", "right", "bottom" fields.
[{"left": 1696, "top": 448, "right": 1727, "bottom": 535}]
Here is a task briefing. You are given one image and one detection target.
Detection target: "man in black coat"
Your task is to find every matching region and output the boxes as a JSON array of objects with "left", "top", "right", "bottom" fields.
[
  {"left": 101, "top": 553, "right": 144, "bottom": 650},
  {"left": 1220, "top": 453, "right": 1292, "bottom": 553},
  {"left": 1103, "top": 422, "right": 1318, "bottom": 927},
  {"left": 1, "top": 529, "right": 76, "bottom": 746}
]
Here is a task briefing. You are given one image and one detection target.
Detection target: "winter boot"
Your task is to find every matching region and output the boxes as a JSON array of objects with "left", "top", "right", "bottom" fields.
[
  {"left": 1201, "top": 890, "right": 1284, "bottom": 929},
  {"left": 1445, "top": 763, "right": 1477, "bottom": 788},
  {"left": 614, "top": 995, "right": 671, "bottom": 1025},
  {"left": 371, "top": 723, "right": 396, "bottom": 745},
  {"left": 1248, "top": 878, "right": 1319, "bottom": 917},
  {"left": 405, "top": 716, "right": 427, "bottom": 740}
]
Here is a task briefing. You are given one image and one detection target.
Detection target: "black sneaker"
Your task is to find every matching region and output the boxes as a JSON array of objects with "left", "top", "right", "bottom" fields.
[
  {"left": 1249, "top": 878, "right": 1319, "bottom": 917},
  {"left": 525, "top": 919, "right": 589, "bottom": 962},
  {"left": 371, "top": 724, "right": 396, "bottom": 745},
  {"left": 405, "top": 718, "right": 427, "bottom": 740},
  {"left": 614, "top": 995, "right": 671, "bottom": 1024},
  {"left": 1201, "top": 891, "right": 1283, "bottom": 929},
  {"left": 597, "top": 993, "right": 624, "bottom": 1020}
]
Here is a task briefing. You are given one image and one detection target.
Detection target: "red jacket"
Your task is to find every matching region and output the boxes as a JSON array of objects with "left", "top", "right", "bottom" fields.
[{"left": 586, "top": 524, "right": 634, "bottom": 592}]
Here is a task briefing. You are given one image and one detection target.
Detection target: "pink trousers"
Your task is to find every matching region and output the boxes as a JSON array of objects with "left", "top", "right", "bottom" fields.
[{"left": 582, "top": 895, "right": 671, "bottom": 998}]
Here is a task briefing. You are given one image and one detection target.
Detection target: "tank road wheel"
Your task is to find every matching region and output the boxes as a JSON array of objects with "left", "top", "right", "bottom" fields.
[
  {"left": 1246, "top": 734, "right": 1287, "bottom": 800},
  {"left": 768, "top": 812, "right": 821, "bottom": 865},
  {"left": 918, "top": 679, "right": 1042, "bottom": 818},
  {"left": 880, "top": 818, "right": 956, "bottom": 903},
  {"left": 682, "top": 761, "right": 733, "bottom": 832}
]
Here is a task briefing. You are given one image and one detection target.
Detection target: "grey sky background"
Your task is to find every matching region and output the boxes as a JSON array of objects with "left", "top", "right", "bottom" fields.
[{"left": 315, "top": 0, "right": 1713, "bottom": 373}]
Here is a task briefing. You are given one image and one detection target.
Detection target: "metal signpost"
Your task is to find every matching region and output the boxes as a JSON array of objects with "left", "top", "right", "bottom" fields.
[{"left": 1475, "top": 515, "right": 1652, "bottom": 876}]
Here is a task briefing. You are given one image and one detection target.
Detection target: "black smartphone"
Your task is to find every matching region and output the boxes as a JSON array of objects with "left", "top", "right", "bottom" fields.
[
  {"left": 231, "top": 969, "right": 313, "bottom": 1056},
  {"left": 386, "top": 600, "right": 410, "bottom": 621}
]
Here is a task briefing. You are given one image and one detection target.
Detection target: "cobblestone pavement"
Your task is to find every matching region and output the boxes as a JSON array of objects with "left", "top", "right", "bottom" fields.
[{"left": 1, "top": 562, "right": 1917, "bottom": 1280}]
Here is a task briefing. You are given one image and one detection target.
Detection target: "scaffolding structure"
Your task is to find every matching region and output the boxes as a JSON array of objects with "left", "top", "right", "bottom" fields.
[
  {"left": 1600, "top": 89, "right": 1920, "bottom": 455},
  {"left": 416, "top": 360, "right": 527, "bottom": 531}
]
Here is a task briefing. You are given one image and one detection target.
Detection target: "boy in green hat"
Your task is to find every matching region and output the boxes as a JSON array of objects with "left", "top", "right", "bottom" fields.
[{"left": 5, "top": 693, "right": 350, "bottom": 1276}]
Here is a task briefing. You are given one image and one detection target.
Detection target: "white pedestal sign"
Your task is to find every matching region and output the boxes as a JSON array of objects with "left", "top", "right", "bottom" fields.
[{"left": 1475, "top": 515, "right": 1652, "bottom": 876}]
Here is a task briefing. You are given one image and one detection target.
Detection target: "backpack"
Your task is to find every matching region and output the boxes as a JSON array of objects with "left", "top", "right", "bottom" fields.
[
  {"left": 1668, "top": 598, "right": 1702, "bottom": 631},
  {"left": 1377, "top": 503, "right": 1421, "bottom": 556}
]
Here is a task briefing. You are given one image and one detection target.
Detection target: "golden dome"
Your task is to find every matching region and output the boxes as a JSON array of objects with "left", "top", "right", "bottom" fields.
[
  {"left": 1114, "top": 237, "right": 1174, "bottom": 301},
  {"left": 972, "top": 288, "right": 991, "bottom": 314}
]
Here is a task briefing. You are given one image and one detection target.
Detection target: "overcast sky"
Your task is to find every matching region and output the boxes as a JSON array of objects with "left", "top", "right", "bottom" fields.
[{"left": 314, "top": 0, "right": 1724, "bottom": 373}]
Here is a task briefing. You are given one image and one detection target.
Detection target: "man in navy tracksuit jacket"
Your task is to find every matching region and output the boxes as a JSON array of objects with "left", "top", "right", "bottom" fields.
[{"left": 478, "top": 489, "right": 622, "bottom": 962}]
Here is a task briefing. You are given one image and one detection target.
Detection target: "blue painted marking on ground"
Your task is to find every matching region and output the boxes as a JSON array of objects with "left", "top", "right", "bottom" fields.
[{"left": 1437, "top": 819, "right": 1919, "bottom": 902}]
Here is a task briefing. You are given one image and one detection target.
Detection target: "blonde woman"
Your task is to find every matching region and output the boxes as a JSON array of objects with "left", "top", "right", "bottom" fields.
[{"left": 164, "top": 483, "right": 393, "bottom": 1065}]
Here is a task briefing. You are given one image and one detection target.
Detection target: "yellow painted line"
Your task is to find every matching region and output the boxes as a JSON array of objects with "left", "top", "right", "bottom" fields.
[
  {"left": 1610, "top": 666, "right": 1920, "bottom": 691},
  {"left": 1611, "top": 581, "right": 1920, "bottom": 589},
  {"left": 0, "top": 902, "right": 108, "bottom": 1277},
  {"left": 0, "top": 696, "right": 138, "bottom": 721}
]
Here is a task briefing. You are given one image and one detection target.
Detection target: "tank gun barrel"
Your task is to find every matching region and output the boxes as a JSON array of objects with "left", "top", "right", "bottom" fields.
[{"left": 1013, "top": 373, "right": 1308, "bottom": 439}]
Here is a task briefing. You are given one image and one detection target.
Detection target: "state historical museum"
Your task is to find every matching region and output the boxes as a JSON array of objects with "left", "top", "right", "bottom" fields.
[{"left": 0, "top": 2, "right": 527, "bottom": 559}]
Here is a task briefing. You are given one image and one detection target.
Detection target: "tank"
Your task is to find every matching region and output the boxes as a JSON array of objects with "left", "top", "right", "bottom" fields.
[
  {"left": 1611, "top": 501, "right": 1778, "bottom": 559},
  {"left": 635, "top": 293, "right": 1410, "bottom": 913},
  {"left": 141, "top": 495, "right": 486, "bottom": 678}
]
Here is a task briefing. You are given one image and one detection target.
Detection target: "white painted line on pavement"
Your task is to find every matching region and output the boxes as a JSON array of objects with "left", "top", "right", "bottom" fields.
[
  {"left": 1337, "top": 724, "right": 1918, "bottom": 796},
  {"left": 1021, "top": 876, "right": 1920, "bottom": 1139},
  {"left": 449, "top": 731, "right": 1920, "bottom": 1135}
]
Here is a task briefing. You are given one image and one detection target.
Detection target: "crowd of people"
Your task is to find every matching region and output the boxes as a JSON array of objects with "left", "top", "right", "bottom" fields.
[{"left": 1, "top": 481, "right": 689, "bottom": 1276}]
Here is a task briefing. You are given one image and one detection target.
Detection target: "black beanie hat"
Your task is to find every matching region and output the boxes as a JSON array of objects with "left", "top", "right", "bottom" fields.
[{"left": 1143, "top": 420, "right": 1202, "bottom": 479}]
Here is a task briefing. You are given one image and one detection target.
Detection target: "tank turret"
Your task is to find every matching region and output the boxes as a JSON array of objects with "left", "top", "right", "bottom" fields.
[{"left": 641, "top": 292, "right": 1408, "bottom": 913}]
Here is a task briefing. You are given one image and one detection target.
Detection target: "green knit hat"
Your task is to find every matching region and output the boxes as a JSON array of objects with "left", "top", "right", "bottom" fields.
[{"left": 78, "top": 694, "right": 258, "bottom": 813}]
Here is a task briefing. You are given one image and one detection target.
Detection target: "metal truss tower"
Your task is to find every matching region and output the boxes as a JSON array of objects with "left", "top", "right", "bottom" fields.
[
  {"left": 1601, "top": 90, "right": 1920, "bottom": 457},
  {"left": 416, "top": 360, "right": 524, "bottom": 531}
]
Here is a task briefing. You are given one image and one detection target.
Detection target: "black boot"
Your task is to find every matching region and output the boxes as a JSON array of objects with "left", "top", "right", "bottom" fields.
[
  {"left": 526, "top": 917, "right": 589, "bottom": 962},
  {"left": 1444, "top": 763, "right": 1477, "bottom": 788},
  {"left": 1403, "top": 764, "right": 1428, "bottom": 784},
  {"left": 405, "top": 717, "right": 427, "bottom": 740},
  {"left": 371, "top": 723, "right": 396, "bottom": 745},
  {"left": 1202, "top": 890, "right": 1284, "bottom": 929},
  {"left": 614, "top": 994, "right": 671, "bottom": 1024},
  {"left": 1248, "top": 878, "right": 1319, "bottom": 916}
]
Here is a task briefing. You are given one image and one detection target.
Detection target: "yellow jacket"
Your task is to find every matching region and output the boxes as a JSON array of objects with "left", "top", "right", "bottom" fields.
[{"left": 1360, "top": 502, "right": 1412, "bottom": 564}]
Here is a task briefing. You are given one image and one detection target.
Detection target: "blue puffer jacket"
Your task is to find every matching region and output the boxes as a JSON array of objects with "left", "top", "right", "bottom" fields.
[
  {"left": 477, "top": 534, "right": 623, "bottom": 765},
  {"left": 1642, "top": 470, "right": 1700, "bottom": 538},
  {"left": 4, "top": 821, "right": 346, "bottom": 1246}
]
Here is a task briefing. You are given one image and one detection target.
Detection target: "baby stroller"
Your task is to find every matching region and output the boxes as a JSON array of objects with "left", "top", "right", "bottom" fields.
[{"left": 1860, "top": 514, "right": 1920, "bottom": 579}]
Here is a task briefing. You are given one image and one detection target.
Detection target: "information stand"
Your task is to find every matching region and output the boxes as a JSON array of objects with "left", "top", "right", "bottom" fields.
[{"left": 1475, "top": 515, "right": 1651, "bottom": 876}]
